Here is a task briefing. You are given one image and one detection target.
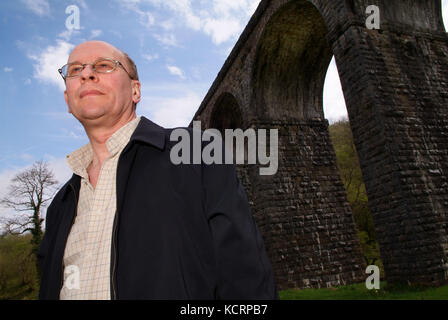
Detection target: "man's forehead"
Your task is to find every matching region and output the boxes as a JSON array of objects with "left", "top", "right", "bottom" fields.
[{"left": 68, "top": 41, "right": 124, "bottom": 62}]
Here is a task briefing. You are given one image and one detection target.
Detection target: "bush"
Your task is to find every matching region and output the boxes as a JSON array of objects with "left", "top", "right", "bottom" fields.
[{"left": 0, "top": 233, "right": 39, "bottom": 299}]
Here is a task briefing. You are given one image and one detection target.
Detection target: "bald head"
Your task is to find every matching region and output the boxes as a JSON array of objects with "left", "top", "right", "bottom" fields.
[{"left": 68, "top": 40, "right": 139, "bottom": 80}]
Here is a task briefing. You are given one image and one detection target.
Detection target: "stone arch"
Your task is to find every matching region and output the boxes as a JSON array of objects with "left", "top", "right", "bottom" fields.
[
  {"left": 251, "top": 0, "right": 332, "bottom": 121},
  {"left": 246, "top": 0, "right": 366, "bottom": 289},
  {"left": 192, "top": 0, "right": 448, "bottom": 288},
  {"left": 209, "top": 92, "right": 244, "bottom": 134}
]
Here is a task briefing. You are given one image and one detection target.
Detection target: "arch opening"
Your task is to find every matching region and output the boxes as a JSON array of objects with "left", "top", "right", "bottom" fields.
[
  {"left": 251, "top": 0, "right": 332, "bottom": 121},
  {"left": 209, "top": 92, "right": 244, "bottom": 135}
]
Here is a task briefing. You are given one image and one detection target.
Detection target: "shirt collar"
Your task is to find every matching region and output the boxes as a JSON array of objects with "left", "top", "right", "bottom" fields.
[
  {"left": 60, "top": 116, "right": 167, "bottom": 201},
  {"left": 106, "top": 116, "right": 141, "bottom": 157},
  {"left": 66, "top": 116, "right": 141, "bottom": 178}
]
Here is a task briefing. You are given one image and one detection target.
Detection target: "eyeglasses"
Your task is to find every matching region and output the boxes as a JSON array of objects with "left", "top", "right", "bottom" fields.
[{"left": 58, "top": 58, "right": 134, "bottom": 80}]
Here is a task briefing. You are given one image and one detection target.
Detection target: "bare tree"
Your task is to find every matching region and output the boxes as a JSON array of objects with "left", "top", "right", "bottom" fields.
[{"left": 0, "top": 160, "right": 58, "bottom": 279}]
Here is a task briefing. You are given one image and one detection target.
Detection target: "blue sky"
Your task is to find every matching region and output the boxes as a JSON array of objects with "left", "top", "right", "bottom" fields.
[{"left": 0, "top": 0, "right": 447, "bottom": 222}]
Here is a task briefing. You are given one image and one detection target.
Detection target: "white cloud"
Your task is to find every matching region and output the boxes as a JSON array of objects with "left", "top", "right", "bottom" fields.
[
  {"left": 22, "top": 0, "right": 50, "bottom": 16},
  {"left": 29, "top": 40, "right": 74, "bottom": 91},
  {"left": 89, "top": 29, "right": 103, "bottom": 39},
  {"left": 138, "top": 80, "right": 207, "bottom": 128},
  {"left": 143, "top": 92, "right": 202, "bottom": 128},
  {"left": 116, "top": 0, "right": 260, "bottom": 45},
  {"left": 153, "top": 33, "right": 181, "bottom": 47},
  {"left": 203, "top": 17, "right": 242, "bottom": 45},
  {"left": 166, "top": 0, "right": 201, "bottom": 30},
  {"left": 202, "top": 0, "right": 259, "bottom": 44},
  {"left": 141, "top": 11, "right": 156, "bottom": 29},
  {"left": 200, "top": 0, "right": 259, "bottom": 44},
  {"left": 0, "top": 167, "right": 23, "bottom": 230},
  {"left": 167, "top": 65, "right": 186, "bottom": 79},
  {"left": 323, "top": 57, "right": 348, "bottom": 123},
  {"left": 212, "top": 0, "right": 259, "bottom": 18},
  {"left": 57, "top": 29, "right": 75, "bottom": 41},
  {"left": 160, "top": 19, "right": 175, "bottom": 30},
  {"left": 142, "top": 53, "right": 159, "bottom": 62},
  {"left": 120, "top": 0, "right": 143, "bottom": 10},
  {"left": 0, "top": 169, "right": 20, "bottom": 200},
  {"left": 3, "top": 67, "right": 13, "bottom": 72},
  {"left": 119, "top": 0, "right": 156, "bottom": 29},
  {"left": 177, "top": 0, "right": 259, "bottom": 44},
  {"left": 43, "top": 156, "right": 73, "bottom": 186},
  {"left": 74, "top": 0, "right": 88, "bottom": 10}
]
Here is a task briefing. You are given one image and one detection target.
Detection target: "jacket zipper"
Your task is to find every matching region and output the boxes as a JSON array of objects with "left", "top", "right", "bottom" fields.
[
  {"left": 111, "top": 209, "right": 118, "bottom": 300},
  {"left": 60, "top": 183, "right": 79, "bottom": 295}
]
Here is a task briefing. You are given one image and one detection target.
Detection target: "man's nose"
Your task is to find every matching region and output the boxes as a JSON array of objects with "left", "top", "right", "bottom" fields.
[{"left": 80, "top": 64, "right": 97, "bottom": 81}]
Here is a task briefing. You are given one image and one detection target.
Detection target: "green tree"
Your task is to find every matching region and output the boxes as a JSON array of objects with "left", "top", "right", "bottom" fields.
[
  {"left": 0, "top": 160, "right": 58, "bottom": 283},
  {"left": 329, "top": 119, "right": 383, "bottom": 275}
]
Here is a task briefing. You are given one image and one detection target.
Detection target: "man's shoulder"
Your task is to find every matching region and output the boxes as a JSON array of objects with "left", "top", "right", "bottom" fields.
[
  {"left": 43, "top": 174, "right": 78, "bottom": 228},
  {"left": 49, "top": 174, "right": 79, "bottom": 206}
]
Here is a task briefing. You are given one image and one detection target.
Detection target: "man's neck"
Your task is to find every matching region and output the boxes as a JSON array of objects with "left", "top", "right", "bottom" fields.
[{"left": 84, "top": 112, "right": 137, "bottom": 169}]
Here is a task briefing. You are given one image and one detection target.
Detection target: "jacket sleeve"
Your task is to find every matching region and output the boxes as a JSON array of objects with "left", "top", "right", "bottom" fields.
[
  {"left": 38, "top": 201, "right": 54, "bottom": 273},
  {"left": 202, "top": 160, "right": 278, "bottom": 299},
  {"left": 37, "top": 196, "right": 59, "bottom": 299}
]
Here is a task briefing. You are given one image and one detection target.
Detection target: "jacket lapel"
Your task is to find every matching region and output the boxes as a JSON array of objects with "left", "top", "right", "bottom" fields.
[
  {"left": 51, "top": 174, "right": 80, "bottom": 298},
  {"left": 116, "top": 116, "right": 166, "bottom": 212}
]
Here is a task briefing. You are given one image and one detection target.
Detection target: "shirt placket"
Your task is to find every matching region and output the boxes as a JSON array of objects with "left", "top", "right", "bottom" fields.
[{"left": 88, "top": 156, "right": 116, "bottom": 299}]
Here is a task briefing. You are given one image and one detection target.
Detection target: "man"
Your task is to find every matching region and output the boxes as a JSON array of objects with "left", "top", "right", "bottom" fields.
[{"left": 37, "top": 40, "right": 278, "bottom": 300}]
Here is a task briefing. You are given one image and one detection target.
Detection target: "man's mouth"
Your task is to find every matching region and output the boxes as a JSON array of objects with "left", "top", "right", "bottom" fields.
[{"left": 80, "top": 90, "right": 104, "bottom": 98}]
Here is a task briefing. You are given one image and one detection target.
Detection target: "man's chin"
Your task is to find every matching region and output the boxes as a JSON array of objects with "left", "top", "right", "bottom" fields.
[{"left": 72, "top": 109, "right": 108, "bottom": 124}]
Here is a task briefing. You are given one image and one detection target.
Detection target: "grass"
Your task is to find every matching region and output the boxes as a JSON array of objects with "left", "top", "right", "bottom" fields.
[{"left": 279, "top": 282, "right": 448, "bottom": 300}]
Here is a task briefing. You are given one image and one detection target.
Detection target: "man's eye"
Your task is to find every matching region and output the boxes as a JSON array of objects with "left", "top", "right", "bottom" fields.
[
  {"left": 69, "top": 66, "right": 82, "bottom": 73},
  {"left": 95, "top": 62, "right": 113, "bottom": 70}
]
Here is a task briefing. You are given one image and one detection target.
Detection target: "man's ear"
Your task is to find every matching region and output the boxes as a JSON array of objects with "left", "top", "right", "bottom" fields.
[
  {"left": 132, "top": 81, "right": 141, "bottom": 104},
  {"left": 64, "top": 90, "right": 72, "bottom": 114}
]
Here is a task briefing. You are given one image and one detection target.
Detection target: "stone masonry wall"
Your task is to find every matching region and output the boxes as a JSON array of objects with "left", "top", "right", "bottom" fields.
[
  {"left": 191, "top": 0, "right": 367, "bottom": 290},
  {"left": 328, "top": 0, "right": 448, "bottom": 285},
  {"left": 190, "top": 0, "right": 448, "bottom": 288}
]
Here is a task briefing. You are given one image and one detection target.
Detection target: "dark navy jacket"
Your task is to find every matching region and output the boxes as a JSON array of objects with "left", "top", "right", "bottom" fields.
[{"left": 38, "top": 116, "right": 278, "bottom": 299}]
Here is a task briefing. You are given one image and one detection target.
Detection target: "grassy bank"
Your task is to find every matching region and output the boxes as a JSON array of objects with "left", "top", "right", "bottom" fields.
[{"left": 279, "top": 282, "right": 448, "bottom": 300}]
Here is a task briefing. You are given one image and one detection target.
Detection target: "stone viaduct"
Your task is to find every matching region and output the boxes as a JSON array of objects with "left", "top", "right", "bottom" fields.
[{"left": 189, "top": 0, "right": 448, "bottom": 289}]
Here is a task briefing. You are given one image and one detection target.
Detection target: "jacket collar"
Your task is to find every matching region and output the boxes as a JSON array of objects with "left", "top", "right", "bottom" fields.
[
  {"left": 129, "top": 116, "right": 166, "bottom": 150},
  {"left": 61, "top": 173, "right": 81, "bottom": 202},
  {"left": 60, "top": 116, "right": 166, "bottom": 201}
]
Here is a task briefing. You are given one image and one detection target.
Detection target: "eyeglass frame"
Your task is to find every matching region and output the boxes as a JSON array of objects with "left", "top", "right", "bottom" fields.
[{"left": 58, "top": 57, "right": 135, "bottom": 81}]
